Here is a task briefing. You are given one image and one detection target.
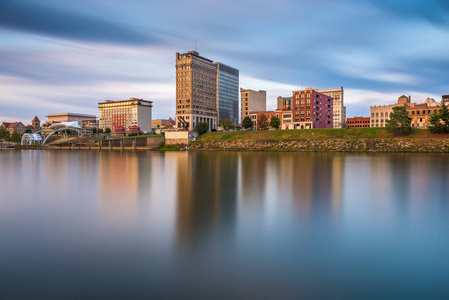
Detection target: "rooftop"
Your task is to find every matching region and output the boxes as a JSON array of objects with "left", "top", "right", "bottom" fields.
[
  {"left": 47, "top": 113, "right": 97, "bottom": 118},
  {"left": 98, "top": 98, "right": 153, "bottom": 105}
]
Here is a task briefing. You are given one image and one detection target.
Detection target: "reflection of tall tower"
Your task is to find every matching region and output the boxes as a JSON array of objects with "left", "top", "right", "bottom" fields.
[
  {"left": 175, "top": 152, "right": 238, "bottom": 252},
  {"left": 239, "top": 152, "right": 269, "bottom": 205}
]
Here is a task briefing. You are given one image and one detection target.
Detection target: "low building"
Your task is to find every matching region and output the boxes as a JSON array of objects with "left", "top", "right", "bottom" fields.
[
  {"left": 43, "top": 113, "right": 98, "bottom": 132},
  {"left": 248, "top": 110, "right": 284, "bottom": 129},
  {"left": 126, "top": 125, "right": 144, "bottom": 136},
  {"left": 371, "top": 95, "right": 441, "bottom": 129},
  {"left": 407, "top": 98, "right": 440, "bottom": 128},
  {"left": 347, "top": 116, "right": 370, "bottom": 128},
  {"left": 111, "top": 127, "right": 126, "bottom": 137},
  {"left": 152, "top": 118, "right": 175, "bottom": 129},
  {"left": 98, "top": 98, "right": 153, "bottom": 133},
  {"left": 1, "top": 122, "right": 27, "bottom": 134},
  {"left": 25, "top": 125, "right": 35, "bottom": 133},
  {"left": 46, "top": 112, "right": 97, "bottom": 123}
]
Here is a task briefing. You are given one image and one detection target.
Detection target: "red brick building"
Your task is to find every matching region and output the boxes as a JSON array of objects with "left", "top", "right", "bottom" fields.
[
  {"left": 290, "top": 88, "right": 333, "bottom": 129},
  {"left": 347, "top": 116, "right": 370, "bottom": 128},
  {"left": 249, "top": 110, "right": 283, "bottom": 129}
]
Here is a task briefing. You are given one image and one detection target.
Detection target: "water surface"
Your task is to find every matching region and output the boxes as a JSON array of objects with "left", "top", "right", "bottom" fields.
[{"left": 1, "top": 150, "right": 448, "bottom": 299}]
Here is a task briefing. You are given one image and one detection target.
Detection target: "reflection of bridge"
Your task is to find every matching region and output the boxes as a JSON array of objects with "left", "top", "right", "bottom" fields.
[{"left": 21, "top": 122, "right": 84, "bottom": 145}]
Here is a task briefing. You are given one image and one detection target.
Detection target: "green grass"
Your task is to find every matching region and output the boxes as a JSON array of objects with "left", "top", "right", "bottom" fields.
[
  {"left": 158, "top": 144, "right": 181, "bottom": 151},
  {"left": 197, "top": 128, "right": 436, "bottom": 142}
]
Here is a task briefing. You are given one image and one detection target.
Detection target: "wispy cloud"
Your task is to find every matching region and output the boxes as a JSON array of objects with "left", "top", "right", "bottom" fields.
[
  {"left": 0, "top": 0, "right": 161, "bottom": 45},
  {"left": 1, "top": 0, "right": 448, "bottom": 123}
]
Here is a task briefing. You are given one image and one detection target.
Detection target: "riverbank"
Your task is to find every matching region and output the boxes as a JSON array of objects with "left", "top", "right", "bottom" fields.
[{"left": 190, "top": 129, "right": 449, "bottom": 152}]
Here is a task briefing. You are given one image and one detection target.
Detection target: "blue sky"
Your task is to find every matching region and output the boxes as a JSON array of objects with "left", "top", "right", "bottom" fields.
[{"left": 1, "top": 0, "right": 448, "bottom": 123}]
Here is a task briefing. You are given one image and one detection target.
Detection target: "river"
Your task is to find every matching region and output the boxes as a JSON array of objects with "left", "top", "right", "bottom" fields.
[{"left": 1, "top": 150, "right": 448, "bottom": 299}]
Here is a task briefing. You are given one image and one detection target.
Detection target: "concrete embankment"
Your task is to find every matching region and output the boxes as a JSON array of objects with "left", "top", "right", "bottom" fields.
[
  {"left": 189, "top": 138, "right": 449, "bottom": 152},
  {"left": 16, "top": 135, "right": 164, "bottom": 151}
]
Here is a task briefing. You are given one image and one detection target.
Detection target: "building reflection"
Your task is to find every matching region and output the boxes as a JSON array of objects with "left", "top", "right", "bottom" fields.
[
  {"left": 175, "top": 152, "right": 238, "bottom": 251},
  {"left": 98, "top": 151, "right": 140, "bottom": 213},
  {"left": 281, "top": 153, "right": 344, "bottom": 220}
]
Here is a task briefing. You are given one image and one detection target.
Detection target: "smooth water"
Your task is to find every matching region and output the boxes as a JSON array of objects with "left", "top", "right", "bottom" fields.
[{"left": 1, "top": 150, "right": 449, "bottom": 299}]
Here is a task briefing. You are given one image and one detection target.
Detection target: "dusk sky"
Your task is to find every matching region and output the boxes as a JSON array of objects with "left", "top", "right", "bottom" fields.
[{"left": 1, "top": 0, "right": 448, "bottom": 123}]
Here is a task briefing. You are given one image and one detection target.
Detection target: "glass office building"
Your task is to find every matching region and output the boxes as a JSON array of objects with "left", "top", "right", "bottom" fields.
[{"left": 214, "top": 63, "right": 239, "bottom": 126}]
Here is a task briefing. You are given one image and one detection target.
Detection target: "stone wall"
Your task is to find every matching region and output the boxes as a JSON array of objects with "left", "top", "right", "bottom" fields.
[{"left": 189, "top": 138, "right": 449, "bottom": 152}]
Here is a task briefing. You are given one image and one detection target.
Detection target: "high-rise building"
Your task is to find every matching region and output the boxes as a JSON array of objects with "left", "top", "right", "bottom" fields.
[
  {"left": 240, "top": 88, "right": 266, "bottom": 123},
  {"left": 98, "top": 98, "right": 153, "bottom": 132},
  {"left": 214, "top": 62, "right": 239, "bottom": 125},
  {"left": 318, "top": 87, "right": 346, "bottom": 128},
  {"left": 175, "top": 51, "right": 217, "bottom": 131}
]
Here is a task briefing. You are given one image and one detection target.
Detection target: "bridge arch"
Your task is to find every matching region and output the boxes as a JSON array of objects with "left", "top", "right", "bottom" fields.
[{"left": 43, "top": 127, "right": 83, "bottom": 144}]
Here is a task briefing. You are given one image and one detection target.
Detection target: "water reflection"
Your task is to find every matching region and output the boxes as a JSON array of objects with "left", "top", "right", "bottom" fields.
[
  {"left": 175, "top": 152, "right": 238, "bottom": 251},
  {"left": 1, "top": 151, "right": 449, "bottom": 299}
]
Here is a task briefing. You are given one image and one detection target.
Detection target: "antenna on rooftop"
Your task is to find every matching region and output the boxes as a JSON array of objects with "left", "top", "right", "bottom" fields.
[{"left": 195, "top": 39, "right": 197, "bottom": 52}]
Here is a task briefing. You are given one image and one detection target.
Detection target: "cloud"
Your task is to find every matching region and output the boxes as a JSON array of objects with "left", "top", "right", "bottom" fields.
[
  {"left": 0, "top": 73, "right": 175, "bottom": 124},
  {"left": 1, "top": 0, "right": 448, "bottom": 123},
  {"left": 366, "top": 0, "right": 449, "bottom": 25},
  {"left": 0, "top": 0, "right": 160, "bottom": 45}
]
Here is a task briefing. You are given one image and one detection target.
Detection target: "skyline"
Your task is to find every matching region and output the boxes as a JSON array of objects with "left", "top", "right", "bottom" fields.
[{"left": 1, "top": 0, "right": 448, "bottom": 123}]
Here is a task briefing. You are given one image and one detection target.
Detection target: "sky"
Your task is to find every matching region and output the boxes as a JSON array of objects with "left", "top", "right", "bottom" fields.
[{"left": 1, "top": 0, "right": 448, "bottom": 124}]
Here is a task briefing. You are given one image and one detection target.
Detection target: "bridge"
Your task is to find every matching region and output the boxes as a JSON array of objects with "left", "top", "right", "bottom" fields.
[{"left": 21, "top": 121, "right": 84, "bottom": 145}]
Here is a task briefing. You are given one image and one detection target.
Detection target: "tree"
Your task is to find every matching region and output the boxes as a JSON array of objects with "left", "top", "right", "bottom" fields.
[
  {"left": 270, "top": 116, "right": 281, "bottom": 129},
  {"left": 257, "top": 114, "right": 269, "bottom": 130},
  {"left": 428, "top": 111, "right": 443, "bottom": 133},
  {"left": 105, "top": 127, "right": 111, "bottom": 134},
  {"left": 10, "top": 130, "right": 21, "bottom": 143},
  {"left": 0, "top": 126, "right": 8, "bottom": 139},
  {"left": 195, "top": 122, "right": 209, "bottom": 135},
  {"left": 221, "top": 118, "right": 233, "bottom": 130},
  {"left": 428, "top": 101, "right": 449, "bottom": 133},
  {"left": 386, "top": 106, "right": 411, "bottom": 136},
  {"left": 98, "top": 128, "right": 104, "bottom": 134},
  {"left": 242, "top": 116, "right": 253, "bottom": 129},
  {"left": 91, "top": 127, "right": 97, "bottom": 134}
]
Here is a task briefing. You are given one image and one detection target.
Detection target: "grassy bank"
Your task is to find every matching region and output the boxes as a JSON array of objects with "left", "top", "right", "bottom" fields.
[{"left": 197, "top": 128, "right": 444, "bottom": 142}]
